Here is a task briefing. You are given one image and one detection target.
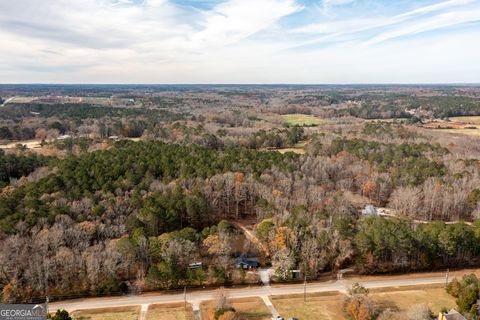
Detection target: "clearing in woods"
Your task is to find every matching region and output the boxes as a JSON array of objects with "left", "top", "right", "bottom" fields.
[{"left": 282, "top": 114, "right": 322, "bottom": 126}]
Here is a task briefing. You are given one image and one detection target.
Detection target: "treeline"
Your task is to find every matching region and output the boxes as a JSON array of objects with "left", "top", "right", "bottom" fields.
[
  {"left": 257, "top": 213, "right": 480, "bottom": 280},
  {"left": 330, "top": 138, "right": 448, "bottom": 185},
  {"left": 248, "top": 127, "right": 305, "bottom": 149},
  {"left": 344, "top": 103, "right": 413, "bottom": 119},
  {"left": 0, "top": 150, "right": 49, "bottom": 187},
  {"left": 355, "top": 217, "right": 480, "bottom": 273},
  {"left": 406, "top": 96, "right": 480, "bottom": 118},
  {"left": 337, "top": 95, "right": 480, "bottom": 119},
  {"left": 447, "top": 274, "right": 480, "bottom": 319},
  {"left": 0, "top": 103, "right": 189, "bottom": 142},
  {"left": 0, "top": 103, "right": 187, "bottom": 121},
  {"left": 0, "top": 141, "right": 297, "bottom": 232}
]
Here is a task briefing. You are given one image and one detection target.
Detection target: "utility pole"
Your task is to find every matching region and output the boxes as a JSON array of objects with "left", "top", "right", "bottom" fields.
[
  {"left": 45, "top": 261, "right": 49, "bottom": 315},
  {"left": 445, "top": 268, "right": 449, "bottom": 288},
  {"left": 184, "top": 286, "right": 187, "bottom": 310},
  {"left": 303, "top": 274, "right": 307, "bottom": 302}
]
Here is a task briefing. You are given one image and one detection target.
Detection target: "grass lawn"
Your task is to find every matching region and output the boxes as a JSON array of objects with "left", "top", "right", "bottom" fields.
[
  {"left": 282, "top": 114, "right": 322, "bottom": 126},
  {"left": 370, "top": 284, "right": 456, "bottom": 314},
  {"left": 201, "top": 297, "right": 271, "bottom": 320},
  {"left": 71, "top": 306, "right": 140, "bottom": 320},
  {"left": 270, "top": 292, "right": 346, "bottom": 320},
  {"left": 147, "top": 302, "right": 193, "bottom": 320}
]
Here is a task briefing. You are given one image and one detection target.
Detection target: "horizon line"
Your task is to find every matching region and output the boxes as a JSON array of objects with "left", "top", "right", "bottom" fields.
[{"left": 1, "top": 83, "right": 480, "bottom": 86}]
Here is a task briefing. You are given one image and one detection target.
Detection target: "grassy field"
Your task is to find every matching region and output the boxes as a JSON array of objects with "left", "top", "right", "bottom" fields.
[
  {"left": 431, "top": 128, "right": 480, "bottom": 136},
  {"left": 270, "top": 292, "right": 346, "bottom": 320},
  {"left": 370, "top": 284, "right": 456, "bottom": 314},
  {"left": 282, "top": 114, "right": 322, "bottom": 126},
  {"left": 272, "top": 141, "right": 307, "bottom": 154},
  {"left": 450, "top": 116, "right": 480, "bottom": 124},
  {"left": 80, "top": 97, "right": 112, "bottom": 105},
  {"left": 368, "top": 118, "right": 411, "bottom": 122},
  {"left": 423, "top": 116, "right": 480, "bottom": 136},
  {"left": 71, "top": 306, "right": 140, "bottom": 320},
  {"left": 275, "top": 147, "right": 306, "bottom": 154},
  {"left": 147, "top": 303, "right": 193, "bottom": 320},
  {"left": 9, "top": 97, "right": 37, "bottom": 103},
  {"left": 201, "top": 297, "right": 271, "bottom": 320}
]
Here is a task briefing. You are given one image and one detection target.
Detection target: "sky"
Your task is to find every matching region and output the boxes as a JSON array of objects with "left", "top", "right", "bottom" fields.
[{"left": 0, "top": 0, "right": 479, "bottom": 84}]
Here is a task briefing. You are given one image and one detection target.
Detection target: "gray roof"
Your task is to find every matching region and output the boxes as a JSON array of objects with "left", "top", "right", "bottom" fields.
[{"left": 444, "top": 309, "right": 467, "bottom": 320}]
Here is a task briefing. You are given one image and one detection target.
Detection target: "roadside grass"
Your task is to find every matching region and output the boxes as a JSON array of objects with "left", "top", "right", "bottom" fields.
[
  {"left": 71, "top": 306, "right": 140, "bottom": 320},
  {"left": 370, "top": 284, "right": 456, "bottom": 314},
  {"left": 147, "top": 302, "right": 193, "bottom": 320},
  {"left": 344, "top": 268, "right": 480, "bottom": 283},
  {"left": 282, "top": 114, "right": 322, "bottom": 126},
  {"left": 200, "top": 297, "right": 271, "bottom": 320},
  {"left": 270, "top": 291, "right": 346, "bottom": 320}
]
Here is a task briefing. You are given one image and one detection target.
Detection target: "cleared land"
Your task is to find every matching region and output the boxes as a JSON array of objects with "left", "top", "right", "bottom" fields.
[
  {"left": 71, "top": 306, "right": 140, "bottom": 320},
  {"left": 201, "top": 297, "right": 271, "bottom": 320},
  {"left": 8, "top": 96, "right": 37, "bottom": 103},
  {"left": 79, "top": 97, "right": 112, "bottom": 105},
  {"left": 147, "top": 302, "right": 193, "bottom": 320},
  {"left": 275, "top": 147, "right": 306, "bottom": 154},
  {"left": 282, "top": 114, "right": 322, "bottom": 126},
  {"left": 270, "top": 292, "right": 345, "bottom": 320},
  {"left": 370, "top": 284, "right": 456, "bottom": 314},
  {"left": 431, "top": 128, "right": 480, "bottom": 136},
  {"left": 423, "top": 118, "right": 480, "bottom": 136},
  {"left": 274, "top": 141, "right": 307, "bottom": 154},
  {"left": 449, "top": 116, "right": 480, "bottom": 124}
]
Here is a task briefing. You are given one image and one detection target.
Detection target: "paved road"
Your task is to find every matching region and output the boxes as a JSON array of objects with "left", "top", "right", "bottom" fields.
[{"left": 51, "top": 275, "right": 451, "bottom": 313}]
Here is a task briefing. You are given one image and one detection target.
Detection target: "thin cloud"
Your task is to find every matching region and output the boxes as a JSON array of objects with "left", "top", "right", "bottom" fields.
[
  {"left": 364, "top": 8, "right": 480, "bottom": 46},
  {"left": 0, "top": 0, "right": 478, "bottom": 83}
]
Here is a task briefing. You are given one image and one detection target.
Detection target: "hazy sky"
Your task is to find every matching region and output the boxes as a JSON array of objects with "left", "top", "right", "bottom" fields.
[{"left": 1, "top": 0, "right": 479, "bottom": 83}]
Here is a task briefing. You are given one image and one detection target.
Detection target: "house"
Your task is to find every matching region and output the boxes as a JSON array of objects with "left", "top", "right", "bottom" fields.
[
  {"left": 362, "top": 205, "right": 378, "bottom": 216},
  {"left": 187, "top": 262, "right": 203, "bottom": 269},
  {"left": 438, "top": 309, "right": 467, "bottom": 320},
  {"left": 235, "top": 254, "right": 260, "bottom": 270}
]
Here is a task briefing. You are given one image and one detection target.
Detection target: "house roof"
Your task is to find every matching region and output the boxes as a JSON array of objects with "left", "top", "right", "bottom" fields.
[
  {"left": 235, "top": 255, "right": 260, "bottom": 266},
  {"left": 444, "top": 309, "right": 467, "bottom": 320}
]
